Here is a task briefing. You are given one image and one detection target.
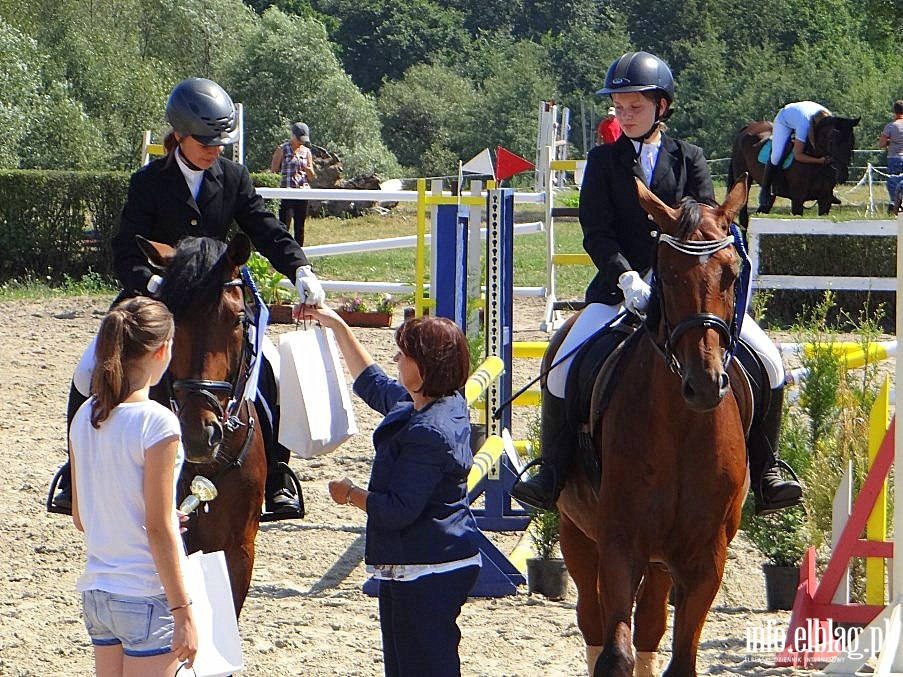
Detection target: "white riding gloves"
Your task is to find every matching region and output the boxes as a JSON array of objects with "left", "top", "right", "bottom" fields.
[
  {"left": 618, "top": 270, "right": 651, "bottom": 316},
  {"left": 295, "top": 265, "right": 326, "bottom": 306},
  {"left": 147, "top": 274, "right": 164, "bottom": 296}
]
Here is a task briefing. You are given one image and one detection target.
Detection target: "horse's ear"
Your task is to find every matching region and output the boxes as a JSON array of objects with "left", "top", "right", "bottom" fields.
[
  {"left": 226, "top": 233, "right": 252, "bottom": 267},
  {"left": 720, "top": 175, "right": 749, "bottom": 225},
  {"left": 634, "top": 177, "right": 680, "bottom": 231},
  {"left": 137, "top": 235, "right": 175, "bottom": 271},
  {"left": 850, "top": 117, "right": 861, "bottom": 127}
]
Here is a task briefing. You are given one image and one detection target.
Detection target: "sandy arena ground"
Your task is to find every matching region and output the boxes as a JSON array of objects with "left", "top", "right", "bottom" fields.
[{"left": 0, "top": 295, "right": 820, "bottom": 676}]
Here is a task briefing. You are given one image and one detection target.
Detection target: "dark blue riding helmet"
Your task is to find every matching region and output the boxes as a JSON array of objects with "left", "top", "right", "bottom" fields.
[{"left": 597, "top": 51, "right": 675, "bottom": 103}]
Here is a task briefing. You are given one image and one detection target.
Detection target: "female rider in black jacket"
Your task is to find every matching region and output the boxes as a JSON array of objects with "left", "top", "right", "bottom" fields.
[{"left": 511, "top": 52, "right": 802, "bottom": 517}]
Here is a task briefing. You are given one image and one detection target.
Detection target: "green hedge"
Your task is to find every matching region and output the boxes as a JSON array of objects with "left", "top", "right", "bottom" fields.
[
  {"left": 0, "top": 169, "right": 279, "bottom": 282},
  {"left": 0, "top": 170, "right": 129, "bottom": 281},
  {"left": 756, "top": 234, "right": 896, "bottom": 330}
]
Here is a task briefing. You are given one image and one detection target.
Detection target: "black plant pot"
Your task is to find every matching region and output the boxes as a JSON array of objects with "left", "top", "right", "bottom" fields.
[
  {"left": 526, "top": 558, "right": 569, "bottom": 600},
  {"left": 763, "top": 564, "right": 800, "bottom": 611}
]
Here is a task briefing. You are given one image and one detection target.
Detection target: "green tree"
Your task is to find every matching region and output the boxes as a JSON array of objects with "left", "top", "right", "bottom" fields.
[
  {"left": 378, "top": 64, "right": 476, "bottom": 177},
  {"left": 312, "top": 0, "right": 466, "bottom": 93},
  {"left": 226, "top": 8, "right": 400, "bottom": 176}
]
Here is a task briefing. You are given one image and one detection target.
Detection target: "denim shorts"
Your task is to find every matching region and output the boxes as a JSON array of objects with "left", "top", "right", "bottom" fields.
[{"left": 81, "top": 590, "right": 174, "bottom": 657}]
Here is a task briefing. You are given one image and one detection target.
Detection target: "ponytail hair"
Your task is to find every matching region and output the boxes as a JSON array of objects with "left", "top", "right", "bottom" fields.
[{"left": 90, "top": 297, "right": 174, "bottom": 428}]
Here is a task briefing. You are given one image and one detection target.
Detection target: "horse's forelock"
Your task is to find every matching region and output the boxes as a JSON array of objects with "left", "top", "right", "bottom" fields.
[
  {"left": 158, "top": 237, "right": 230, "bottom": 319},
  {"left": 675, "top": 197, "right": 703, "bottom": 241}
]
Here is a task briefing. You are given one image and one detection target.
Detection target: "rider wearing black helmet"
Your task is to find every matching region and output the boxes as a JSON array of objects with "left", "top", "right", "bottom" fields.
[
  {"left": 52, "top": 78, "right": 325, "bottom": 521},
  {"left": 511, "top": 51, "right": 803, "bottom": 516}
]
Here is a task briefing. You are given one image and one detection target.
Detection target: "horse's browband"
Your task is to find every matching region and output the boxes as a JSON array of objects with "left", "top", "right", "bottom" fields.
[{"left": 658, "top": 233, "right": 734, "bottom": 256}]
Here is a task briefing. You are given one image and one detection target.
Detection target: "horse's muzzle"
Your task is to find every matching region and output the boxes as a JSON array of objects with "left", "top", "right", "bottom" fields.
[
  {"left": 182, "top": 416, "right": 224, "bottom": 463},
  {"left": 681, "top": 368, "right": 730, "bottom": 412}
]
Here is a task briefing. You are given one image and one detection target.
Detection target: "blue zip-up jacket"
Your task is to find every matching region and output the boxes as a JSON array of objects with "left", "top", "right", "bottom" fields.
[{"left": 353, "top": 364, "right": 480, "bottom": 565}]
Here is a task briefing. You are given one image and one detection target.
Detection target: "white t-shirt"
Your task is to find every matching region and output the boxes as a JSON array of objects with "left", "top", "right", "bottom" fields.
[
  {"left": 71, "top": 398, "right": 184, "bottom": 597},
  {"left": 776, "top": 101, "right": 829, "bottom": 140}
]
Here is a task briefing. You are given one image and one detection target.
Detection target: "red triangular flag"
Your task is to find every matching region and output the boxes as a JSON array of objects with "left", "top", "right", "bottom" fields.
[{"left": 495, "top": 146, "right": 534, "bottom": 181}]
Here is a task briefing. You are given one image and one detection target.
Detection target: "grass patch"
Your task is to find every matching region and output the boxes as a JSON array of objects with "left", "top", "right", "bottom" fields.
[{"left": 0, "top": 270, "right": 116, "bottom": 301}]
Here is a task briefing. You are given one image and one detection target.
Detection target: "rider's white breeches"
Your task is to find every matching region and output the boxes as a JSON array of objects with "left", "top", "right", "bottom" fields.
[
  {"left": 769, "top": 115, "right": 795, "bottom": 165},
  {"left": 545, "top": 303, "right": 785, "bottom": 399},
  {"left": 71, "top": 333, "right": 281, "bottom": 396}
]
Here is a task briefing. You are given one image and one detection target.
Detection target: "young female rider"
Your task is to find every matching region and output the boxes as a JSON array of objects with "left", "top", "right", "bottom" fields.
[
  {"left": 54, "top": 78, "right": 326, "bottom": 519},
  {"left": 71, "top": 297, "right": 197, "bottom": 676},
  {"left": 510, "top": 51, "right": 803, "bottom": 516}
]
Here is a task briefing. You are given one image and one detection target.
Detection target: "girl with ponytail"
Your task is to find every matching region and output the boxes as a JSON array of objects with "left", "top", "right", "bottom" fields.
[{"left": 70, "top": 297, "right": 197, "bottom": 676}]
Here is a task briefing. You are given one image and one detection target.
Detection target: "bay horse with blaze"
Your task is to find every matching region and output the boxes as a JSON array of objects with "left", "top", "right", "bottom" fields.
[
  {"left": 139, "top": 233, "right": 267, "bottom": 615},
  {"left": 554, "top": 178, "right": 753, "bottom": 676}
]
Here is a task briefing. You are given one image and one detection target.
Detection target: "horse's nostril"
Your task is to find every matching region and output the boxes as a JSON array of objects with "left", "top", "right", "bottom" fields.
[{"left": 206, "top": 422, "right": 223, "bottom": 450}]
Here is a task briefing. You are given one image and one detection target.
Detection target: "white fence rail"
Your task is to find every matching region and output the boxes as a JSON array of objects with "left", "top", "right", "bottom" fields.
[{"left": 748, "top": 218, "right": 898, "bottom": 292}]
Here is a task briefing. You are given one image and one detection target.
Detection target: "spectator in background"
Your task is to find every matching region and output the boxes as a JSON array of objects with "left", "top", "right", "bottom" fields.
[
  {"left": 595, "top": 106, "right": 621, "bottom": 145},
  {"left": 878, "top": 100, "right": 903, "bottom": 215},
  {"left": 271, "top": 122, "right": 316, "bottom": 246}
]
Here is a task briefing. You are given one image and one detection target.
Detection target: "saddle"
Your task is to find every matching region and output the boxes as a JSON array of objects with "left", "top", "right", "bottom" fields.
[
  {"left": 563, "top": 322, "right": 761, "bottom": 496},
  {"left": 757, "top": 139, "right": 793, "bottom": 170}
]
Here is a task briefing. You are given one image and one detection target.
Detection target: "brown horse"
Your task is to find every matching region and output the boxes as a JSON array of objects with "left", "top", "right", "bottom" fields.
[
  {"left": 728, "top": 114, "right": 859, "bottom": 227},
  {"left": 139, "top": 233, "right": 267, "bottom": 615},
  {"left": 553, "top": 178, "right": 752, "bottom": 676}
]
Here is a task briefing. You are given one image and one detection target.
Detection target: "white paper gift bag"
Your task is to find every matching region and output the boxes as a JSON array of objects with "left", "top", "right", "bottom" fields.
[
  {"left": 180, "top": 550, "right": 243, "bottom": 677},
  {"left": 278, "top": 326, "right": 358, "bottom": 458}
]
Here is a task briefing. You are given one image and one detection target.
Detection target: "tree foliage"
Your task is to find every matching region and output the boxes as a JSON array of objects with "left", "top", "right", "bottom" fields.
[{"left": 0, "top": 0, "right": 900, "bottom": 178}]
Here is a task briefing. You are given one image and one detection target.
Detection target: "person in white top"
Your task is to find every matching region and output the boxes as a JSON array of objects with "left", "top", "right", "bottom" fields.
[
  {"left": 71, "top": 296, "right": 197, "bottom": 676},
  {"left": 758, "top": 100, "right": 833, "bottom": 212}
]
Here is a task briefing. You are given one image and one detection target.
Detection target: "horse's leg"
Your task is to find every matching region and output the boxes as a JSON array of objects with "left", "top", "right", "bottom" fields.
[
  {"left": 790, "top": 197, "right": 805, "bottom": 216},
  {"left": 663, "top": 542, "right": 728, "bottom": 677},
  {"left": 818, "top": 197, "right": 832, "bottom": 215},
  {"left": 559, "top": 513, "right": 604, "bottom": 675},
  {"left": 594, "top": 533, "right": 645, "bottom": 677},
  {"left": 633, "top": 563, "right": 672, "bottom": 677}
]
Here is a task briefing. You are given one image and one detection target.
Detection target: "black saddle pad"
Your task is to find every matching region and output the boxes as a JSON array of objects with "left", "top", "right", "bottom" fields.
[
  {"left": 733, "top": 336, "right": 772, "bottom": 427},
  {"left": 563, "top": 321, "right": 636, "bottom": 430}
]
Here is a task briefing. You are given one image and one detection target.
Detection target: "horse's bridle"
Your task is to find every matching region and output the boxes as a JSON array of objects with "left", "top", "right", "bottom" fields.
[
  {"left": 169, "top": 276, "right": 259, "bottom": 468},
  {"left": 650, "top": 231, "right": 744, "bottom": 377}
]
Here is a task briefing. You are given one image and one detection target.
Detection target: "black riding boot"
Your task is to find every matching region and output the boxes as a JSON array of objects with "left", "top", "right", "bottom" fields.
[
  {"left": 757, "top": 161, "right": 778, "bottom": 213},
  {"left": 50, "top": 381, "right": 90, "bottom": 513},
  {"left": 510, "top": 393, "right": 575, "bottom": 511},
  {"left": 748, "top": 385, "right": 803, "bottom": 515}
]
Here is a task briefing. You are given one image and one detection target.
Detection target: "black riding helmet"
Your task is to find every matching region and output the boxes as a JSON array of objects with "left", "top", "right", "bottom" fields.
[
  {"left": 598, "top": 51, "right": 675, "bottom": 141},
  {"left": 166, "top": 78, "right": 238, "bottom": 147}
]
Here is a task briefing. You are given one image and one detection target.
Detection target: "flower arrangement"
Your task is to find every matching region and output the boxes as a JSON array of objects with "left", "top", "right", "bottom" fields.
[
  {"left": 339, "top": 294, "right": 396, "bottom": 314},
  {"left": 375, "top": 293, "right": 396, "bottom": 313},
  {"left": 340, "top": 296, "right": 370, "bottom": 313}
]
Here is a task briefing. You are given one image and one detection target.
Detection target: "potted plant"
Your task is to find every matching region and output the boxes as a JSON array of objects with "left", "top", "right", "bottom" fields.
[
  {"left": 336, "top": 294, "right": 395, "bottom": 327},
  {"left": 742, "top": 500, "right": 809, "bottom": 610},
  {"left": 526, "top": 507, "right": 569, "bottom": 600},
  {"left": 246, "top": 252, "right": 296, "bottom": 323},
  {"left": 522, "top": 414, "right": 569, "bottom": 600}
]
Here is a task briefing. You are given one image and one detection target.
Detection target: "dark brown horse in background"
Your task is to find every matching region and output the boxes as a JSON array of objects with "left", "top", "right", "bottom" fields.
[
  {"left": 728, "top": 114, "right": 859, "bottom": 227},
  {"left": 551, "top": 178, "right": 753, "bottom": 676},
  {"left": 140, "top": 233, "right": 267, "bottom": 615}
]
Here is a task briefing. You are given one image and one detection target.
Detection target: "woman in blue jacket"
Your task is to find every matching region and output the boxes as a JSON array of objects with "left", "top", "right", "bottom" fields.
[{"left": 297, "top": 307, "right": 480, "bottom": 677}]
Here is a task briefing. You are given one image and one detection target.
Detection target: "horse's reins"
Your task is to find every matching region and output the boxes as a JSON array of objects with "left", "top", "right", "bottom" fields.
[{"left": 649, "top": 224, "right": 749, "bottom": 377}]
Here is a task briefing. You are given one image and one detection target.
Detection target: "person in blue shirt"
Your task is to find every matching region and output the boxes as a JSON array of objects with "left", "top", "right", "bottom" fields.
[{"left": 296, "top": 307, "right": 480, "bottom": 677}]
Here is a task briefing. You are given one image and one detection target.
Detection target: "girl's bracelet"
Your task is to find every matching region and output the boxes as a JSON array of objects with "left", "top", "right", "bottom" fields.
[
  {"left": 344, "top": 484, "right": 355, "bottom": 505},
  {"left": 169, "top": 600, "right": 192, "bottom": 612}
]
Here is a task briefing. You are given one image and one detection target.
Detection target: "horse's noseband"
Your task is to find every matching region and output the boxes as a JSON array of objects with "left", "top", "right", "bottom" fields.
[{"left": 654, "top": 232, "right": 740, "bottom": 377}]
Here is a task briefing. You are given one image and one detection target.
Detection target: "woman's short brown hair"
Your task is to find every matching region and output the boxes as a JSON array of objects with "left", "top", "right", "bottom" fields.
[
  {"left": 394, "top": 316, "right": 470, "bottom": 398},
  {"left": 893, "top": 100, "right": 903, "bottom": 115}
]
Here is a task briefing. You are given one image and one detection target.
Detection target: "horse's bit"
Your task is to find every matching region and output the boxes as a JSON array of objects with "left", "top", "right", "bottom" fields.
[{"left": 651, "top": 231, "right": 744, "bottom": 377}]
